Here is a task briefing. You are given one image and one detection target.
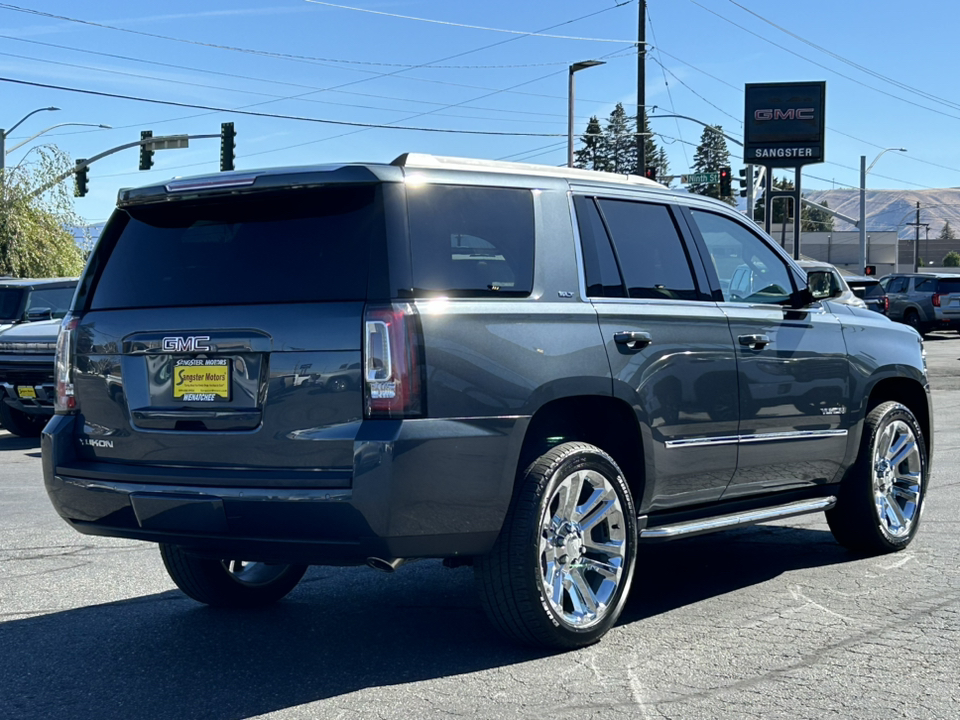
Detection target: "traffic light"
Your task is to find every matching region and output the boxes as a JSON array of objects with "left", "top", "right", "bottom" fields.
[
  {"left": 644, "top": 166, "right": 657, "bottom": 182},
  {"left": 220, "top": 122, "right": 236, "bottom": 172},
  {"left": 865, "top": 265, "right": 877, "bottom": 276},
  {"left": 719, "top": 166, "right": 732, "bottom": 197},
  {"left": 738, "top": 167, "right": 748, "bottom": 197},
  {"left": 139, "top": 130, "right": 154, "bottom": 171},
  {"left": 74, "top": 159, "right": 88, "bottom": 198}
]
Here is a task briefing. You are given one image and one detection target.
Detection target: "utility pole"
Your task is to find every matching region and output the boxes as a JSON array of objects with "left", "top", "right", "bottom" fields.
[
  {"left": 905, "top": 202, "right": 922, "bottom": 272},
  {"left": 637, "top": 0, "right": 646, "bottom": 172}
]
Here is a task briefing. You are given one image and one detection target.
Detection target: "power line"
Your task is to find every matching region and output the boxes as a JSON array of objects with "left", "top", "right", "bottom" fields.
[
  {"left": 0, "top": 76, "right": 571, "bottom": 137},
  {"left": 646, "top": 4, "right": 689, "bottom": 167},
  {"left": 301, "top": 1, "right": 641, "bottom": 44}
]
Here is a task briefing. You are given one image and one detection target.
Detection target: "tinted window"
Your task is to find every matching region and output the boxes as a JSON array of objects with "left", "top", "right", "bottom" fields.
[
  {"left": 690, "top": 210, "right": 795, "bottom": 304},
  {"left": 0, "top": 289, "right": 24, "bottom": 321},
  {"left": 574, "top": 196, "right": 624, "bottom": 298},
  {"left": 26, "top": 287, "right": 75, "bottom": 318},
  {"left": 597, "top": 199, "right": 698, "bottom": 300},
  {"left": 406, "top": 185, "right": 534, "bottom": 297},
  {"left": 937, "top": 278, "right": 960, "bottom": 294},
  {"left": 89, "top": 187, "right": 381, "bottom": 310},
  {"left": 915, "top": 278, "right": 936, "bottom": 292},
  {"left": 887, "top": 277, "right": 909, "bottom": 293}
]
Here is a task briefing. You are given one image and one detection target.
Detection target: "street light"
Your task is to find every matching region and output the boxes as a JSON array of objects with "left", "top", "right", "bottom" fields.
[
  {"left": 5, "top": 123, "right": 113, "bottom": 156},
  {"left": 859, "top": 147, "right": 907, "bottom": 273},
  {"left": 567, "top": 60, "right": 605, "bottom": 168},
  {"left": 0, "top": 106, "right": 60, "bottom": 170}
]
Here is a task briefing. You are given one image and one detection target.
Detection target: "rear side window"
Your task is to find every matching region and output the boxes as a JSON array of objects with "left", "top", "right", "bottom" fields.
[
  {"left": 406, "top": 185, "right": 534, "bottom": 297},
  {"left": 597, "top": 199, "right": 699, "bottom": 301},
  {"left": 88, "top": 186, "right": 382, "bottom": 310},
  {"left": 915, "top": 278, "right": 936, "bottom": 292}
]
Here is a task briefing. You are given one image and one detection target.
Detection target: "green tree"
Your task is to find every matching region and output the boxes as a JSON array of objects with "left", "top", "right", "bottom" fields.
[
  {"left": 938, "top": 220, "right": 956, "bottom": 241},
  {"left": 0, "top": 146, "right": 88, "bottom": 277},
  {"left": 602, "top": 103, "right": 637, "bottom": 175},
  {"left": 943, "top": 250, "right": 960, "bottom": 267},
  {"left": 802, "top": 197, "right": 835, "bottom": 233},
  {"left": 752, "top": 179, "right": 835, "bottom": 232},
  {"left": 688, "top": 125, "right": 734, "bottom": 205},
  {"left": 573, "top": 116, "right": 607, "bottom": 171}
]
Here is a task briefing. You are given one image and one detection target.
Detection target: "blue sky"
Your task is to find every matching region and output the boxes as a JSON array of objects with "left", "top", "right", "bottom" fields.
[{"left": 1, "top": 0, "right": 955, "bottom": 223}]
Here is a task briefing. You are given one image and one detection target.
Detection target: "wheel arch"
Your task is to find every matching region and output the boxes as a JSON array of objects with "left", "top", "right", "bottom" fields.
[{"left": 515, "top": 395, "right": 644, "bottom": 509}]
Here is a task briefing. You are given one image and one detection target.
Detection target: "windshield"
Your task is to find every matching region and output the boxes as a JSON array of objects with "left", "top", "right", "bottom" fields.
[{"left": 0, "top": 288, "right": 24, "bottom": 321}]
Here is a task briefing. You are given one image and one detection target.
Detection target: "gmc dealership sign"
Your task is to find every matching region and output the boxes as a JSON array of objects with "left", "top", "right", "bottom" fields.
[{"left": 744, "top": 81, "right": 826, "bottom": 166}]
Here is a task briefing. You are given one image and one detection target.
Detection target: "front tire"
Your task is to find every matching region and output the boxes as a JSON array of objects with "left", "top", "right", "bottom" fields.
[
  {"left": 160, "top": 544, "right": 308, "bottom": 608},
  {"left": 0, "top": 402, "right": 45, "bottom": 438},
  {"left": 475, "top": 442, "right": 638, "bottom": 650},
  {"left": 826, "top": 402, "right": 927, "bottom": 553}
]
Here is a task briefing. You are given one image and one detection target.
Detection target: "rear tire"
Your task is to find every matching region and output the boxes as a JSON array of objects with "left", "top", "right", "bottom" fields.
[
  {"left": 0, "top": 402, "right": 45, "bottom": 438},
  {"left": 826, "top": 402, "right": 927, "bottom": 554},
  {"left": 903, "top": 309, "right": 922, "bottom": 333},
  {"left": 160, "top": 544, "right": 308, "bottom": 608},
  {"left": 475, "top": 442, "right": 637, "bottom": 650}
]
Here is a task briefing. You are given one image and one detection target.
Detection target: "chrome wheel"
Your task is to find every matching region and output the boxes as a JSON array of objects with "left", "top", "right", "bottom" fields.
[
  {"left": 872, "top": 419, "right": 923, "bottom": 540},
  {"left": 538, "top": 468, "right": 627, "bottom": 629},
  {"left": 221, "top": 560, "right": 292, "bottom": 587}
]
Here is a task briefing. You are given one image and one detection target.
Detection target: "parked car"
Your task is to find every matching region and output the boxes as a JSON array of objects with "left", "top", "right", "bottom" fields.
[
  {"left": 0, "top": 319, "right": 60, "bottom": 436},
  {"left": 796, "top": 261, "right": 866, "bottom": 309},
  {"left": 878, "top": 273, "right": 960, "bottom": 333},
  {"left": 845, "top": 276, "right": 887, "bottom": 314},
  {"left": 0, "top": 277, "right": 78, "bottom": 332},
  {"left": 42, "top": 154, "right": 931, "bottom": 649}
]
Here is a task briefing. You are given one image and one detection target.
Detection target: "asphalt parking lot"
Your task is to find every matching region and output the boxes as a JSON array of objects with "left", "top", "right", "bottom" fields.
[{"left": 1, "top": 331, "right": 959, "bottom": 720}]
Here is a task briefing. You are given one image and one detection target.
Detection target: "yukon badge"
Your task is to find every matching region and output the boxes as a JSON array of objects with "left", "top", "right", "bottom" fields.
[
  {"left": 161, "top": 335, "right": 210, "bottom": 352},
  {"left": 80, "top": 437, "right": 114, "bottom": 449}
]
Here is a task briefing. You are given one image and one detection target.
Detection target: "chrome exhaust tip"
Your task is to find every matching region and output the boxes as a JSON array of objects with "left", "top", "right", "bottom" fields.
[{"left": 366, "top": 557, "right": 406, "bottom": 573}]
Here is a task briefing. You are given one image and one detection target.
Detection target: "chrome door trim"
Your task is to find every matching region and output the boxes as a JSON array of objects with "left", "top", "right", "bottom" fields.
[{"left": 665, "top": 428, "right": 847, "bottom": 449}]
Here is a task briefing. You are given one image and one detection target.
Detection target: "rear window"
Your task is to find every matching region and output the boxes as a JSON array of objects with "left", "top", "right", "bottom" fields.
[
  {"left": 937, "top": 278, "right": 960, "bottom": 294},
  {"left": 88, "top": 186, "right": 382, "bottom": 310},
  {"left": 406, "top": 185, "right": 534, "bottom": 297}
]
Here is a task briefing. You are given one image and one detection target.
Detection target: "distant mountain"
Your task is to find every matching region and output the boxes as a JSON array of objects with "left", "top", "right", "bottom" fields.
[{"left": 804, "top": 188, "right": 960, "bottom": 240}]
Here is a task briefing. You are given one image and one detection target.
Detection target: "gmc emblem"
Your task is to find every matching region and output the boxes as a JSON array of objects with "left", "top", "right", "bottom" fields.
[
  {"left": 754, "top": 108, "right": 815, "bottom": 121},
  {"left": 161, "top": 335, "right": 210, "bottom": 352}
]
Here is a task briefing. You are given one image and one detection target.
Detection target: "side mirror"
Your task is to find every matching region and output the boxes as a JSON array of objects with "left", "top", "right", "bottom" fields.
[
  {"left": 25, "top": 307, "right": 53, "bottom": 322},
  {"left": 791, "top": 270, "right": 841, "bottom": 308}
]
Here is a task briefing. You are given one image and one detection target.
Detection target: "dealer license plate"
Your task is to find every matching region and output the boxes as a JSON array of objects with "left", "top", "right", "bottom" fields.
[
  {"left": 173, "top": 358, "right": 230, "bottom": 402},
  {"left": 17, "top": 386, "right": 37, "bottom": 399}
]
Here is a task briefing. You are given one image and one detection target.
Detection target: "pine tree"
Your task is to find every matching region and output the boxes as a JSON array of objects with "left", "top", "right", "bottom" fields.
[
  {"left": 802, "top": 198, "right": 835, "bottom": 233},
  {"left": 573, "top": 116, "right": 607, "bottom": 171},
  {"left": 640, "top": 111, "right": 658, "bottom": 176},
  {"left": 654, "top": 147, "right": 671, "bottom": 186},
  {"left": 938, "top": 220, "right": 956, "bottom": 241},
  {"left": 752, "top": 178, "right": 835, "bottom": 232},
  {"left": 603, "top": 103, "right": 637, "bottom": 175},
  {"left": 688, "top": 125, "right": 734, "bottom": 205}
]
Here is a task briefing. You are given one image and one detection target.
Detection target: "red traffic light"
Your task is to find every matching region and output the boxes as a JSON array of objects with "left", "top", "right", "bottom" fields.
[
  {"left": 644, "top": 166, "right": 657, "bottom": 182},
  {"left": 865, "top": 265, "right": 877, "bottom": 276}
]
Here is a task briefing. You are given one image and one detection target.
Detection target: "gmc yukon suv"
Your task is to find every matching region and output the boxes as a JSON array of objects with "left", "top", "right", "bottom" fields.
[{"left": 43, "top": 155, "right": 931, "bottom": 649}]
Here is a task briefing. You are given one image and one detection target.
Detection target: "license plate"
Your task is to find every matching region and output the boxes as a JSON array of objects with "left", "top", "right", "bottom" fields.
[
  {"left": 173, "top": 359, "right": 230, "bottom": 402},
  {"left": 17, "top": 386, "right": 36, "bottom": 399}
]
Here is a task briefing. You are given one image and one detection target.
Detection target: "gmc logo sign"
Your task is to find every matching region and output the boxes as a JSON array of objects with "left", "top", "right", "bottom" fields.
[
  {"left": 161, "top": 336, "right": 210, "bottom": 352},
  {"left": 754, "top": 108, "right": 815, "bottom": 121}
]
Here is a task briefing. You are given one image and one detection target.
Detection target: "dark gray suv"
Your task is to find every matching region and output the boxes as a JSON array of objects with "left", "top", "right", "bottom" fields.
[
  {"left": 881, "top": 272, "right": 960, "bottom": 333},
  {"left": 43, "top": 155, "right": 932, "bottom": 649}
]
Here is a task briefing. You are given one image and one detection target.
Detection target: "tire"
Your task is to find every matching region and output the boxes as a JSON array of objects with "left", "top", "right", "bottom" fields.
[
  {"left": 159, "top": 544, "right": 308, "bottom": 608},
  {"left": 475, "top": 442, "right": 638, "bottom": 650},
  {"left": 0, "top": 402, "right": 45, "bottom": 438},
  {"left": 826, "top": 402, "right": 927, "bottom": 554},
  {"left": 903, "top": 309, "right": 922, "bottom": 333}
]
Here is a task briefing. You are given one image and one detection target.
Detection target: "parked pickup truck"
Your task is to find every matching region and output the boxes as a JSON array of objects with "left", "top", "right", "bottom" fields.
[{"left": 0, "top": 319, "right": 60, "bottom": 436}]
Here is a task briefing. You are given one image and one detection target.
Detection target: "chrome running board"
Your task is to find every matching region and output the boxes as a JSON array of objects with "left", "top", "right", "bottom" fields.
[{"left": 638, "top": 496, "right": 837, "bottom": 541}]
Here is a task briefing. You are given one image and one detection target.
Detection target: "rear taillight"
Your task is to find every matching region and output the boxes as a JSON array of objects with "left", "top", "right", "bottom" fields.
[
  {"left": 933, "top": 293, "right": 942, "bottom": 307},
  {"left": 55, "top": 314, "right": 79, "bottom": 413},
  {"left": 883, "top": 296, "right": 890, "bottom": 312},
  {"left": 363, "top": 303, "right": 425, "bottom": 419}
]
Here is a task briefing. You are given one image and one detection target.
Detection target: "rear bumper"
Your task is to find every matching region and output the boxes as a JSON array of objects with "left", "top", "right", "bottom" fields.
[{"left": 42, "top": 413, "right": 526, "bottom": 564}]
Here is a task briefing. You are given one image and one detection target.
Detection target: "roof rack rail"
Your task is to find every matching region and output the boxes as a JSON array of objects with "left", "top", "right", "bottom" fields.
[{"left": 391, "top": 153, "right": 664, "bottom": 188}]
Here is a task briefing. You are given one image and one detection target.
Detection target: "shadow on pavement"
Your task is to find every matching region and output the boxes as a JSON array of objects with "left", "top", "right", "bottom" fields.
[
  {"left": 0, "top": 432, "right": 40, "bottom": 452},
  {"left": 0, "top": 524, "right": 853, "bottom": 720}
]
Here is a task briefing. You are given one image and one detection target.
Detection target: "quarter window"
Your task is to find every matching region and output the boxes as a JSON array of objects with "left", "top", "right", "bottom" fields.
[{"left": 690, "top": 210, "right": 795, "bottom": 304}]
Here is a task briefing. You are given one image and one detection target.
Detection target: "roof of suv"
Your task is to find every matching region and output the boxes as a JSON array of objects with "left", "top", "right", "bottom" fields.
[
  {"left": 0, "top": 277, "right": 78, "bottom": 288},
  {"left": 118, "top": 153, "right": 671, "bottom": 206}
]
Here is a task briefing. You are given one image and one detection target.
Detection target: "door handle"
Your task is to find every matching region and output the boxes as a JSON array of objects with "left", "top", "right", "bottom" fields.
[
  {"left": 738, "top": 333, "right": 770, "bottom": 350},
  {"left": 614, "top": 331, "right": 653, "bottom": 349}
]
